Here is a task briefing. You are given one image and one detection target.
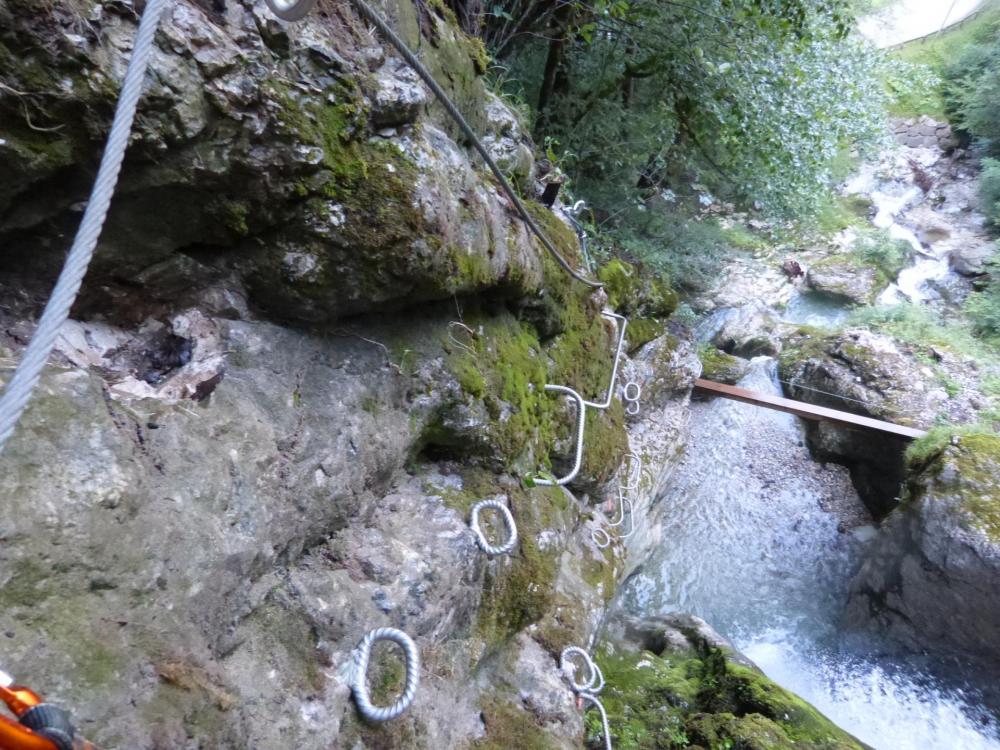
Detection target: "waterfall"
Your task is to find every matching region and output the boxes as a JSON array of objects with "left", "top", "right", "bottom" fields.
[{"left": 618, "top": 358, "right": 1000, "bottom": 749}]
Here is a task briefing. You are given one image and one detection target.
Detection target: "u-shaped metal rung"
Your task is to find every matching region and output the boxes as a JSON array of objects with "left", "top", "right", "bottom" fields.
[
  {"left": 351, "top": 628, "right": 420, "bottom": 722},
  {"left": 469, "top": 498, "right": 518, "bottom": 555},
  {"left": 620, "top": 453, "right": 643, "bottom": 492},
  {"left": 265, "top": 0, "right": 319, "bottom": 20},
  {"left": 582, "top": 313, "right": 628, "bottom": 410},
  {"left": 535, "top": 384, "right": 586, "bottom": 486}
]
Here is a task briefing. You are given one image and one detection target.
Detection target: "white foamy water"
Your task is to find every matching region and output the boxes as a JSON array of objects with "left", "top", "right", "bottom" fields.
[{"left": 743, "top": 633, "right": 1000, "bottom": 750}]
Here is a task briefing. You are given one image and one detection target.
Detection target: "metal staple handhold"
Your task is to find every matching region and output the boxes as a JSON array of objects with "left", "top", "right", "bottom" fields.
[
  {"left": 622, "top": 381, "right": 641, "bottom": 416},
  {"left": 621, "top": 453, "right": 643, "bottom": 492},
  {"left": 469, "top": 498, "right": 518, "bottom": 556},
  {"left": 535, "top": 384, "right": 586, "bottom": 486},
  {"left": 265, "top": 0, "right": 318, "bottom": 21},
  {"left": 561, "top": 646, "right": 612, "bottom": 750},
  {"left": 351, "top": 627, "right": 420, "bottom": 722}
]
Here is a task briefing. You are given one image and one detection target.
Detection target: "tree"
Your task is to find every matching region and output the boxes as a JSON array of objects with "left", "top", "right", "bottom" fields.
[{"left": 482, "top": 0, "right": 883, "bottom": 217}]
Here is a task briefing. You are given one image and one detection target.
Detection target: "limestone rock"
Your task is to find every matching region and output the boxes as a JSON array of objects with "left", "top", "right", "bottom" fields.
[
  {"left": 710, "top": 303, "right": 781, "bottom": 358},
  {"left": 698, "top": 346, "right": 749, "bottom": 385},
  {"left": 949, "top": 241, "right": 995, "bottom": 276},
  {"left": 0, "top": 0, "right": 550, "bottom": 326},
  {"left": 806, "top": 255, "right": 881, "bottom": 305},
  {"left": 778, "top": 329, "right": 936, "bottom": 515},
  {"left": 845, "top": 433, "right": 1000, "bottom": 682}
]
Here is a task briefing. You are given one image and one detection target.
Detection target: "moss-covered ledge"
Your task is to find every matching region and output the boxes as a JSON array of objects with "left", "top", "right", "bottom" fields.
[{"left": 592, "top": 614, "right": 869, "bottom": 750}]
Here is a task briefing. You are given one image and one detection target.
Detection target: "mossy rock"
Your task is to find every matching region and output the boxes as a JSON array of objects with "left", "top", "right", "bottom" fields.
[
  {"left": 593, "top": 616, "right": 868, "bottom": 750},
  {"left": 627, "top": 318, "right": 666, "bottom": 354},
  {"left": 598, "top": 259, "right": 678, "bottom": 319},
  {"left": 698, "top": 347, "right": 749, "bottom": 385},
  {"left": 470, "top": 695, "right": 556, "bottom": 750},
  {"left": 436, "top": 259, "right": 627, "bottom": 485},
  {"left": 907, "top": 432, "right": 1000, "bottom": 542}
]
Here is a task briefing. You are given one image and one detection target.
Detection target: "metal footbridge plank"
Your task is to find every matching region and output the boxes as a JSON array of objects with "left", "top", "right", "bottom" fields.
[{"left": 693, "top": 379, "right": 927, "bottom": 440}]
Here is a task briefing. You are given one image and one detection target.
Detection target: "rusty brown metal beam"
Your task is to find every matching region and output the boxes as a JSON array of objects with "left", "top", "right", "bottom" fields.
[{"left": 693, "top": 379, "right": 927, "bottom": 440}]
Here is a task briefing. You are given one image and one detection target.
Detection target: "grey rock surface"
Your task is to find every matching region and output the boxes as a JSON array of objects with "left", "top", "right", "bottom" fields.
[
  {"left": 845, "top": 433, "right": 1000, "bottom": 679},
  {"left": 806, "top": 256, "right": 881, "bottom": 305}
]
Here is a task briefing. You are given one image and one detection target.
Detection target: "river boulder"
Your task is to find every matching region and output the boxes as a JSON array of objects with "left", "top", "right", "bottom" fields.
[
  {"left": 805, "top": 256, "right": 881, "bottom": 305},
  {"left": 844, "top": 432, "right": 1000, "bottom": 679},
  {"left": 710, "top": 302, "right": 782, "bottom": 358},
  {"left": 595, "top": 614, "right": 870, "bottom": 750},
  {"left": 778, "top": 328, "right": 941, "bottom": 514}
]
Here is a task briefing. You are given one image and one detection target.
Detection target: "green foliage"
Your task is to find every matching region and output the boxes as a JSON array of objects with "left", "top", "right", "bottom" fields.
[
  {"left": 849, "top": 303, "right": 988, "bottom": 358},
  {"left": 882, "top": 58, "right": 944, "bottom": 118},
  {"left": 979, "top": 159, "right": 1000, "bottom": 226},
  {"left": 927, "top": 6, "right": 1000, "bottom": 145},
  {"left": 964, "top": 257, "right": 1000, "bottom": 340},
  {"left": 604, "top": 207, "right": 739, "bottom": 292},
  {"left": 852, "top": 228, "right": 912, "bottom": 284},
  {"left": 492, "top": 0, "right": 884, "bottom": 224}
]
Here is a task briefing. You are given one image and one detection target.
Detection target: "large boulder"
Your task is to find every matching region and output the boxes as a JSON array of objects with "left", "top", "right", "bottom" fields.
[
  {"left": 778, "top": 329, "right": 941, "bottom": 515},
  {"left": 806, "top": 255, "right": 881, "bottom": 305},
  {"left": 594, "top": 614, "right": 869, "bottom": 750},
  {"left": 709, "top": 302, "right": 781, "bottom": 358},
  {"left": 844, "top": 432, "right": 1000, "bottom": 683}
]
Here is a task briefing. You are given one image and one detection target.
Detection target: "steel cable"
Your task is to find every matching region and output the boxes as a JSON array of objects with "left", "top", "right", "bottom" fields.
[
  {"left": 0, "top": 0, "right": 168, "bottom": 456},
  {"left": 535, "top": 384, "right": 586, "bottom": 486}
]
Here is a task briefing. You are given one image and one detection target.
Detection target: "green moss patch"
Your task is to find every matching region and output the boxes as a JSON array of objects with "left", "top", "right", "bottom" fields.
[
  {"left": 471, "top": 696, "right": 554, "bottom": 750},
  {"left": 698, "top": 346, "right": 748, "bottom": 385},
  {"left": 598, "top": 259, "right": 678, "bottom": 319},
  {"left": 592, "top": 646, "right": 865, "bottom": 750}
]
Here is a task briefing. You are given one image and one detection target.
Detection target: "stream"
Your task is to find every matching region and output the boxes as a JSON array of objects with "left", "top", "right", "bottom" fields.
[{"left": 617, "top": 360, "right": 1000, "bottom": 749}]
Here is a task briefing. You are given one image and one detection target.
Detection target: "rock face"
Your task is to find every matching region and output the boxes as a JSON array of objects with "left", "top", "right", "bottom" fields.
[
  {"left": 0, "top": 0, "right": 681, "bottom": 746},
  {"left": 845, "top": 433, "right": 1000, "bottom": 682},
  {"left": 779, "top": 329, "right": 939, "bottom": 515},
  {"left": 708, "top": 303, "right": 781, "bottom": 358},
  {"left": 891, "top": 116, "right": 957, "bottom": 151},
  {"left": 779, "top": 327, "right": 993, "bottom": 517},
  {"left": 806, "top": 256, "right": 881, "bottom": 305},
  {"left": 0, "top": 0, "right": 545, "bottom": 325},
  {"left": 593, "top": 614, "right": 869, "bottom": 750}
]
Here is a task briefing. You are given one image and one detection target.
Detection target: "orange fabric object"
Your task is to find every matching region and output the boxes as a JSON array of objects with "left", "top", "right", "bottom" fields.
[{"left": 0, "top": 714, "right": 57, "bottom": 750}]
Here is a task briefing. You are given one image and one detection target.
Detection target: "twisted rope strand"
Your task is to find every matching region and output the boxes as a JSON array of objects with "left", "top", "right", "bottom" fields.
[
  {"left": 469, "top": 497, "right": 518, "bottom": 555},
  {"left": 351, "top": 627, "right": 420, "bottom": 721}
]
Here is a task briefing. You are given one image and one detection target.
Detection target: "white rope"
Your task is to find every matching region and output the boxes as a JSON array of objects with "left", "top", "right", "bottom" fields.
[
  {"left": 0, "top": 0, "right": 168, "bottom": 457},
  {"left": 535, "top": 384, "right": 586, "bottom": 486},
  {"left": 469, "top": 497, "right": 518, "bottom": 556},
  {"left": 560, "top": 646, "right": 612, "bottom": 750},
  {"left": 351, "top": 627, "right": 420, "bottom": 722}
]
